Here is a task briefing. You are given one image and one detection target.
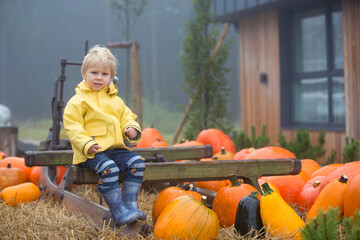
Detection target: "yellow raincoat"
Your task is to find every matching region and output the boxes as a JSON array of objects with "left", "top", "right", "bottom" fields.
[{"left": 63, "top": 80, "right": 141, "bottom": 164}]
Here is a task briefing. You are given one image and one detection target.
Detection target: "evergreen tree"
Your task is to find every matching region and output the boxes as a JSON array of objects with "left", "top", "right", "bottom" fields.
[{"left": 180, "top": 0, "right": 233, "bottom": 140}]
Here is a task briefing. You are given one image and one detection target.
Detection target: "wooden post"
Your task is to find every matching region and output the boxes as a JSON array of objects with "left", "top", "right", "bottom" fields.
[
  {"left": 132, "top": 42, "right": 143, "bottom": 128},
  {"left": 171, "top": 22, "right": 230, "bottom": 145},
  {"left": 0, "top": 127, "right": 18, "bottom": 156}
]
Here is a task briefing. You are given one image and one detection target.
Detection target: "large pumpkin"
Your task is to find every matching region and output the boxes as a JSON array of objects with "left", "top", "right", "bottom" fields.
[
  {"left": 0, "top": 163, "right": 27, "bottom": 190},
  {"left": 260, "top": 183, "right": 305, "bottom": 239},
  {"left": 212, "top": 175, "right": 257, "bottom": 227},
  {"left": 319, "top": 161, "right": 360, "bottom": 192},
  {"left": 152, "top": 184, "right": 202, "bottom": 224},
  {"left": 154, "top": 195, "right": 219, "bottom": 240},
  {"left": 135, "top": 127, "right": 164, "bottom": 148},
  {"left": 344, "top": 174, "right": 360, "bottom": 218},
  {"left": 196, "top": 128, "right": 236, "bottom": 155},
  {"left": 310, "top": 163, "right": 342, "bottom": 179},
  {"left": 1, "top": 182, "right": 41, "bottom": 206},
  {"left": 245, "top": 146, "right": 296, "bottom": 160},
  {"left": 297, "top": 176, "right": 325, "bottom": 214},
  {"left": 306, "top": 175, "right": 349, "bottom": 222},
  {"left": 0, "top": 157, "right": 33, "bottom": 180}
]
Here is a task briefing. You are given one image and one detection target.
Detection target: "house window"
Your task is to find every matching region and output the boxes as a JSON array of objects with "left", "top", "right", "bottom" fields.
[{"left": 281, "top": 1, "right": 344, "bottom": 131}]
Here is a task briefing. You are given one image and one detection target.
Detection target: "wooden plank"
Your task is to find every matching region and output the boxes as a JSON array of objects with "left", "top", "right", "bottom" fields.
[
  {"left": 0, "top": 127, "right": 18, "bottom": 156},
  {"left": 71, "top": 158, "right": 301, "bottom": 193},
  {"left": 24, "top": 145, "right": 213, "bottom": 166}
]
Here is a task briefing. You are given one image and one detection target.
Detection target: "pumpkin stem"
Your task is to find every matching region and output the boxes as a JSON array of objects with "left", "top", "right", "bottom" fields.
[
  {"left": 312, "top": 180, "right": 321, "bottom": 188},
  {"left": 229, "top": 174, "right": 240, "bottom": 187},
  {"left": 201, "top": 195, "right": 207, "bottom": 205},
  {"left": 221, "top": 147, "right": 225, "bottom": 154},
  {"left": 182, "top": 183, "right": 196, "bottom": 191},
  {"left": 339, "top": 175, "right": 348, "bottom": 183},
  {"left": 7, "top": 162, "right": 11, "bottom": 168},
  {"left": 249, "top": 191, "right": 260, "bottom": 199},
  {"left": 261, "top": 182, "right": 274, "bottom": 196}
]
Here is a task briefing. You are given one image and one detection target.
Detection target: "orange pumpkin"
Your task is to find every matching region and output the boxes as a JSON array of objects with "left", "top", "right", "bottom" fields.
[
  {"left": 56, "top": 166, "right": 68, "bottom": 185},
  {"left": 154, "top": 195, "right": 219, "bottom": 240},
  {"left": 344, "top": 174, "right": 360, "bottom": 218},
  {"left": 29, "top": 166, "right": 42, "bottom": 185},
  {"left": 212, "top": 147, "right": 234, "bottom": 160},
  {"left": 173, "top": 140, "right": 203, "bottom": 147},
  {"left": 319, "top": 161, "right": 360, "bottom": 192},
  {"left": 234, "top": 148, "right": 255, "bottom": 160},
  {"left": 1, "top": 182, "right": 41, "bottom": 206},
  {"left": 0, "top": 157, "right": 32, "bottom": 180},
  {"left": 135, "top": 127, "right": 164, "bottom": 148},
  {"left": 151, "top": 139, "right": 169, "bottom": 148},
  {"left": 212, "top": 175, "right": 257, "bottom": 227},
  {"left": 300, "top": 159, "right": 321, "bottom": 182},
  {"left": 306, "top": 175, "right": 349, "bottom": 222},
  {"left": 310, "top": 163, "right": 342, "bottom": 179},
  {"left": 297, "top": 176, "right": 325, "bottom": 213},
  {"left": 0, "top": 163, "right": 27, "bottom": 190},
  {"left": 0, "top": 150, "right": 7, "bottom": 160},
  {"left": 245, "top": 146, "right": 296, "bottom": 160},
  {"left": 196, "top": 128, "right": 236, "bottom": 155},
  {"left": 194, "top": 158, "right": 230, "bottom": 191},
  {"left": 261, "top": 174, "right": 305, "bottom": 206},
  {"left": 152, "top": 184, "right": 202, "bottom": 224}
]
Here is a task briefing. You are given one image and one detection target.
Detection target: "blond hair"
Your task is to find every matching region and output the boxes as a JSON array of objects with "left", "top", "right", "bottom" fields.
[{"left": 81, "top": 45, "right": 117, "bottom": 78}]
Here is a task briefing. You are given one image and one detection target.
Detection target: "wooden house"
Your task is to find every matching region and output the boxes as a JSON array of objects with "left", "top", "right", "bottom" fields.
[{"left": 212, "top": 0, "right": 360, "bottom": 163}]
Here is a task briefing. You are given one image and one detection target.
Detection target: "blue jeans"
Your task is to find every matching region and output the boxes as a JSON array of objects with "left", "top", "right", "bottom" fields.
[{"left": 84, "top": 148, "right": 145, "bottom": 193}]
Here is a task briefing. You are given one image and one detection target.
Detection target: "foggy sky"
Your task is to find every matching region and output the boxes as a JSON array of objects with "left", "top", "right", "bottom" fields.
[{"left": 0, "top": 0, "right": 240, "bottom": 124}]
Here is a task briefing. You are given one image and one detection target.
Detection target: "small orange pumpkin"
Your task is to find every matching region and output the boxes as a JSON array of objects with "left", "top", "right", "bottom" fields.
[
  {"left": 0, "top": 157, "right": 33, "bottom": 180},
  {"left": 0, "top": 163, "right": 27, "bottom": 190},
  {"left": 154, "top": 195, "right": 219, "bottom": 240},
  {"left": 152, "top": 183, "right": 202, "bottom": 224},
  {"left": 151, "top": 140, "right": 169, "bottom": 148},
  {"left": 306, "top": 175, "right": 349, "bottom": 222},
  {"left": 1, "top": 182, "right": 41, "bottom": 206},
  {"left": 212, "top": 147, "right": 234, "bottom": 160},
  {"left": 213, "top": 175, "right": 257, "bottom": 227},
  {"left": 173, "top": 140, "right": 203, "bottom": 147},
  {"left": 29, "top": 166, "right": 42, "bottom": 185},
  {"left": 0, "top": 150, "right": 7, "bottom": 160},
  {"left": 300, "top": 159, "right": 321, "bottom": 182}
]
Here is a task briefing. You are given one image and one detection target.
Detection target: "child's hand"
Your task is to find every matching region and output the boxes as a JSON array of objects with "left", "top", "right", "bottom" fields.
[
  {"left": 125, "top": 127, "right": 137, "bottom": 139},
  {"left": 88, "top": 144, "right": 102, "bottom": 154}
]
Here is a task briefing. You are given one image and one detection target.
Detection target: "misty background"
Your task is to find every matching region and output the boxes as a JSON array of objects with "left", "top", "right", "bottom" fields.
[{"left": 0, "top": 0, "right": 240, "bottom": 133}]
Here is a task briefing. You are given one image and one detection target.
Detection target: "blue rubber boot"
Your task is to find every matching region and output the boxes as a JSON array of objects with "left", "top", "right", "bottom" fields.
[
  {"left": 122, "top": 181, "right": 147, "bottom": 220},
  {"left": 102, "top": 188, "right": 140, "bottom": 225}
]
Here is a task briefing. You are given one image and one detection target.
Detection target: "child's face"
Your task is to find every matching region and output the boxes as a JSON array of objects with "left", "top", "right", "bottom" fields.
[{"left": 83, "top": 62, "right": 112, "bottom": 91}]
